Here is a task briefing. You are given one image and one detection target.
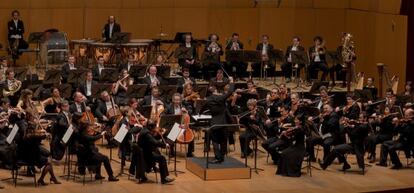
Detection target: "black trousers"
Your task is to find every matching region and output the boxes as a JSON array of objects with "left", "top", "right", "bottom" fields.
[
  {"left": 308, "top": 61, "right": 328, "bottom": 80},
  {"left": 330, "top": 63, "right": 346, "bottom": 83},
  {"left": 226, "top": 61, "right": 246, "bottom": 78},
  {"left": 239, "top": 131, "right": 255, "bottom": 156},
  {"left": 209, "top": 129, "right": 227, "bottom": 161},
  {"left": 92, "top": 152, "right": 114, "bottom": 177},
  {"left": 169, "top": 140, "right": 195, "bottom": 155},
  {"left": 152, "top": 154, "right": 169, "bottom": 180},
  {"left": 262, "top": 137, "right": 288, "bottom": 163},
  {"left": 365, "top": 134, "right": 392, "bottom": 156},
  {"left": 379, "top": 140, "right": 405, "bottom": 166},
  {"left": 306, "top": 136, "right": 335, "bottom": 160},
  {"left": 324, "top": 143, "right": 365, "bottom": 168}
]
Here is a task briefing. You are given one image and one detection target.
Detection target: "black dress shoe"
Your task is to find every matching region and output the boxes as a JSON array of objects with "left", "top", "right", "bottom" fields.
[
  {"left": 139, "top": 176, "right": 148, "bottom": 183},
  {"left": 390, "top": 164, "right": 402, "bottom": 170},
  {"left": 95, "top": 175, "right": 105, "bottom": 180},
  {"left": 342, "top": 162, "right": 351, "bottom": 171},
  {"left": 318, "top": 159, "right": 328, "bottom": 170},
  {"left": 376, "top": 163, "right": 387, "bottom": 167},
  {"left": 209, "top": 159, "right": 224, "bottom": 164},
  {"left": 108, "top": 176, "right": 119, "bottom": 182},
  {"left": 186, "top": 153, "right": 194, "bottom": 158},
  {"left": 161, "top": 177, "right": 175, "bottom": 184}
]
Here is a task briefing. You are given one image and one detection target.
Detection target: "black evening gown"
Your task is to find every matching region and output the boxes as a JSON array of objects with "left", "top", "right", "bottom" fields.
[{"left": 276, "top": 128, "right": 306, "bottom": 177}]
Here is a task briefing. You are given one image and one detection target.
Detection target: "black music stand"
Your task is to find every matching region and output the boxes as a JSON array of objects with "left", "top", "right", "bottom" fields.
[
  {"left": 126, "top": 84, "right": 147, "bottom": 99},
  {"left": 326, "top": 50, "right": 342, "bottom": 88},
  {"left": 174, "top": 47, "right": 193, "bottom": 59},
  {"left": 156, "top": 65, "right": 171, "bottom": 79},
  {"left": 111, "top": 32, "right": 131, "bottom": 44},
  {"left": 174, "top": 32, "right": 192, "bottom": 43},
  {"left": 100, "top": 68, "right": 119, "bottom": 83},
  {"left": 291, "top": 50, "right": 309, "bottom": 89},
  {"left": 159, "top": 115, "right": 184, "bottom": 176},
  {"left": 194, "top": 85, "right": 208, "bottom": 99},
  {"left": 139, "top": 105, "right": 153, "bottom": 119},
  {"left": 309, "top": 81, "right": 330, "bottom": 94},
  {"left": 194, "top": 99, "right": 208, "bottom": 115},
  {"left": 91, "top": 83, "right": 113, "bottom": 98},
  {"left": 43, "top": 69, "right": 61, "bottom": 85},
  {"left": 28, "top": 32, "right": 44, "bottom": 68},
  {"left": 67, "top": 69, "right": 88, "bottom": 86},
  {"left": 59, "top": 84, "right": 73, "bottom": 99},
  {"left": 129, "top": 65, "right": 148, "bottom": 78},
  {"left": 27, "top": 84, "right": 43, "bottom": 100},
  {"left": 158, "top": 85, "right": 177, "bottom": 103},
  {"left": 14, "top": 68, "right": 28, "bottom": 81}
]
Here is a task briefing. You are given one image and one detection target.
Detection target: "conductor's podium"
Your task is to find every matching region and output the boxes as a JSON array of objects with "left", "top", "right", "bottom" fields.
[{"left": 186, "top": 157, "right": 251, "bottom": 181}]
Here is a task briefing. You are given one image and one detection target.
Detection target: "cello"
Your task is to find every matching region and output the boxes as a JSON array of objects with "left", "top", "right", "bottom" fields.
[{"left": 176, "top": 109, "right": 194, "bottom": 144}]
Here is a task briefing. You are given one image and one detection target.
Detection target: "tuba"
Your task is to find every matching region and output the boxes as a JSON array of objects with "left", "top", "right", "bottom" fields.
[
  {"left": 341, "top": 33, "right": 355, "bottom": 68},
  {"left": 3, "top": 78, "right": 22, "bottom": 97}
]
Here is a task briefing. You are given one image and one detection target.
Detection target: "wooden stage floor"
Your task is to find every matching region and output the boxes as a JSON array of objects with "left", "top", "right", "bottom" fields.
[{"left": 0, "top": 135, "right": 413, "bottom": 193}]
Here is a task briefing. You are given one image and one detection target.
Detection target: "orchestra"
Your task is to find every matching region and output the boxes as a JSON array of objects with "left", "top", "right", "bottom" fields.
[{"left": 0, "top": 9, "right": 413, "bottom": 190}]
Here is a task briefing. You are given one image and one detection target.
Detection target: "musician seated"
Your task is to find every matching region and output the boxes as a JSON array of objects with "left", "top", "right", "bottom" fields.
[
  {"left": 202, "top": 33, "right": 223, "bottom": 80},
  {"left": 76, "top": 122, "right": 119, "bottom": 181},
  {"left": 16, "top": 89, "right": 61, "bottom": 185},
  {"left": 308, "top": 36, "right": 328, "bottom": 81},
  {"left": 260, "top": 88, "right": 282, "bottom": 122},
  {"left": 164, "top": 93, "right": 194, "bottom": 157},
  {"left": 140, "top": 86, "right": 165, "bottom": 107},
  {"left": 118, "top": 106, "right": 143, "bottom": 168},
  {"left": 376, "top": 109, "right": 414, "bottom": 169},
  {"left": 138, "top": 122, "right": 175, "bottom": 184},
  {"left": 112, "top": 69, "right": 133, "bottom": 105},
  {"left": 253, "top": 35, "right": 275, "bottom": 77},
  {"left": 50, "top": 100, "right": 71, "bottom": 160},
  {"left": 262, "top": 105, "right": 294, "bottom": 164},
  {"left": 209, "top": 69, "right": 229, "bottom": 94},
  {"left": 78, "top": 71, "right": 97, "bottom": 102},
  {"left": 70, "top": 91, "right": 87, "bottom": 113},
  {"left": 225, "top": 33, "right": 246, "bottom": 79},
  {"left": 61, "top": 55, "right": 77, "bottom": 83},
  {"left": 143, "top": 65, "right": 165, "bottom": 91},
  {"left": 363, "top": 77, "right": 378, "bottom": 101},
  {"left": 281, "top": 36, "right": 305, "bottom": 82},
  {"left": 92, "top": 56, "right": 105, "bottom": 81},
  {"left": 276, "top": 116, "right": 306, "bottom": 177},
  {"left": 4, "top": 68, "right": 22, "bottom": 106},
  {"left": 95, "top": 90, "right": 117, "bottom": 123},
  {"left": 0, "top": 57, "right": 9, "bottom": 81},
  {"left": 319, "top": 113, "right": 371, "bottom": 171},
  {"left": 306, "top": 104, "right": 340, "bottom": 162},
  {"left": 400, "top": 81, "right": 414, "bottom": 103},
  {"left": 41, "top": 87, "right": 63, "bottom": 113},
  {"left": 177, "top": 67, "right": 196, "bottom": 93},
  {"left": 119, "top": 54, "right": 135, "bottom": 73},
  {"left": 102, "top": 15, "right": 121, "bottom": 42},
  {"left": 279, "top": 84, "right": 292, "bottom": 106},
  {"left": 239, "top": 99, "right": 266, "bottom": 158}
]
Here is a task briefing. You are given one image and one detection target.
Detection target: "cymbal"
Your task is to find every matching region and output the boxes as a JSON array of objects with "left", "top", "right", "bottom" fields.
[{"left": 157, "top": 32, "right": 168, "bottom": 37}]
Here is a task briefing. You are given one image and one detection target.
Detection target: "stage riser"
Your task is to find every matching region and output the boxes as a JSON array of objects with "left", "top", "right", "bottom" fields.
[{"left": 186, "top": 157, "right": 251, "bottom": 181}]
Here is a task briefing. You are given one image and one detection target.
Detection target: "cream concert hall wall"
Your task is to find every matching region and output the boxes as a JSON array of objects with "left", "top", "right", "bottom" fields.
[{"left": 0, "top": 0, "right": 406, "bottom": 92}]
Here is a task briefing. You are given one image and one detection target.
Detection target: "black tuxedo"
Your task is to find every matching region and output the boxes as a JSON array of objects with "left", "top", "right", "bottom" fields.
[
  {"left": 102, "top": 23, "right": 121, "bottom": 42},
  {"left": 225, "top": 41, "right": 245, "bottom": 78},
  {"left": 256, "top": 43, "right": 274, "bottom": 54},
  {"left": 92, "top": 65, "right": 104, "bottom": 81},
  {"left": 139, "top": 95, "right": 164, "bottom": 107},
  {"left": 201, "top": 84, "right": 235, "bottom": 161},
  {"left": 138, "top": 128, "right": 169, "bottom": 181},
  {"left": 7, "top": 19, "right": 28, "bottom": 56},
  {"left": 281, "top": 45, "right": 305, "bottom": 79},
  {"left": 308, "top": 45, "right": 329, "bottom": 80},
  {"left": 78, "top": 80, "right": 98, "bottom": 98},
  {"left": 95, "top": 99, "right": 109, "bottom": 122},
  {"left": 50, "top": 111, "right": 71, "bottom": 160},
  {"left": 142, "top": 75, "right": 165, "bottom": 87},
  {"left": 61, "top": 63, "right": 77, "bottom": 83},
  {"left": 69, "top": 102, "right": 86, "bottom": 114}
]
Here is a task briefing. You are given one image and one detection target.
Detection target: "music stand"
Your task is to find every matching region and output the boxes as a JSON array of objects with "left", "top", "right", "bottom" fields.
[
  {"left": 111, "top": 32, "right": 131, "bottom": 44},
  {"left": 326, "top": 50, "right": 342, "bottom": 88},
  {"left": 43, "top": 69, "right": 61, "bottom": 85},
  {"left": 126, "top": 84, "right": 147, "bottom": 98},
  {"left": 174, "top": 47, "right": 193, "bottom": 59},
  {"left": 139, "top": 105, "right": 153, "bottom": 119},
  {"left": 67, "top": 69, "right": 88, "bottom": 86},
  {"left": 28, "top": 32, "right": 45, "bottom": 68},
  {"left": 130, "top": 65, "right": 148, "bottom": 78},
  {"left": 159, "top": 114, "right": 184, "bottom": 176},
  {"left": 14, "top": 68, "right": 28, "bottom": 81},
  {"left": 91, "top": 83, "right": 113, "bottom": 98},
  {"left": 100, "top": 68, "right": 119, "bottom": 83},
  {"left": 355, "top": 89, "right": 374, "bottom": 103},
  {"left": 194, "top": 85, "right": 208, "bottom": 99},
  {"left": 27, "top": 84, "right": 43, "bottom": 100},
  {"left": 158, "top": 85, "right": 177, "bottom": 103},
  {"left": 194, "top": 99, "right": 208, "bottom": 115},
  {"left": 59, "top": 84, "right": 73, "bottom": 99},
  {"left": 174, "top": 32, "right": 192, "bottom": 43},
  {"left": 156, "top": 65, "right": 171, "bottom": 79},
  {"left": 309, "top": 81, "right": 330, "bottom": 94}
]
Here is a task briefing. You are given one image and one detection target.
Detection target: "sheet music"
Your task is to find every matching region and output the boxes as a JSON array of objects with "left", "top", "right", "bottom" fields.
[
  {"left": 62, "top": 124, "right": 74, "bottom": 144},
  {"left": 192, "top": 114, "right": 212, "bottom": 121},
  {"left": 167, "top": 123, "right": 182, "bottom": 142},
  {"left": 6, "top": 124, "right": 19, "bottom": 144},
  {"left": 114, "top": 124, "right": 128, "bottom": 143}
]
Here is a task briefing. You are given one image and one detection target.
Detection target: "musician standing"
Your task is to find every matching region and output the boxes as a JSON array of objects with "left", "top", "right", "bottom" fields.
[
  {"left": 201, "top": 77, "right": 237, "bottom": 163},
  {"left": 102, "top": 15, "right": 121, "bottom": 42},
  {"left": 7, "top": 10, "right": 28, "bottom": 61},
  {"left": 308, "top": 36, "right": 328, "bottom": 81}
]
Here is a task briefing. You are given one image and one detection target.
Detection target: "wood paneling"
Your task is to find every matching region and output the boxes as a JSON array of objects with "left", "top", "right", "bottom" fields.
[{"left": 313, "top": 0, "right": 350, "bottom": 9}]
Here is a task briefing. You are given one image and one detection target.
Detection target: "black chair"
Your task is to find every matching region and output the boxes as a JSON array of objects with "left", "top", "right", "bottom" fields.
[{"left": 12, "top": 160, "right": 37, "bottom": 187}]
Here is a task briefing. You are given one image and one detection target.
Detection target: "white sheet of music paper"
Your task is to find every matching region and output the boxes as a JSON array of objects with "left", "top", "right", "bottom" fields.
[
  {"left": 192, "top": 114, "right": 212, "bottom": 121},
  {"left": 6, "top": 124, "right": 19, "bottom": 144},
  {"left": 62, "top": 124, "right": 74, "bottom": 144},
  {"left": 167, "top": 122, "right": 182, "bottom": 142},
  {"left": 114, "top": 124, "right": 128, "bottom": 143}
]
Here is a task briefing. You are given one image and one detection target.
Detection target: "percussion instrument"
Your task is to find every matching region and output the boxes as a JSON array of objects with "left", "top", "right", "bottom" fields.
[
  {"left": 90, "top": 42, "right": 115, "bottom": 64},
  {"left": 70, "top": 39, "right": 96, "bottom": 57},
  {"left": 122, "top": 39, "right": 153, "bottom": 63}
]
